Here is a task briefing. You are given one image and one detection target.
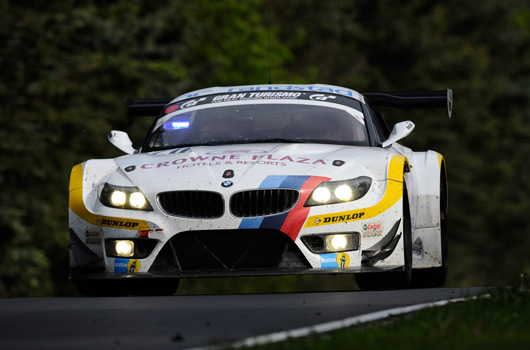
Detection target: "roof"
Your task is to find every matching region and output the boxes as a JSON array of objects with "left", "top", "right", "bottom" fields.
[{"left": 170, "top": 84, "right": 365, "bottom": 103}]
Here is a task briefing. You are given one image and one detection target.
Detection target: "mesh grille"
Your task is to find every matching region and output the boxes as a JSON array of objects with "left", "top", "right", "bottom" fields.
[
  {"left": 230, "top": 189, "right": 299, "bottom": 217},
  {"left": 301, "top": 236, "right": 325, "bottom": 253},
  {"left": 157, "top": 191, "right": 224, "bottom": 218}
]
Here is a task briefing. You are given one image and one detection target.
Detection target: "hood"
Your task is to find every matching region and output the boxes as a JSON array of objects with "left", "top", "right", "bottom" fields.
[{"left": 111, "top": 143, "right": 390, "bottom": 194}]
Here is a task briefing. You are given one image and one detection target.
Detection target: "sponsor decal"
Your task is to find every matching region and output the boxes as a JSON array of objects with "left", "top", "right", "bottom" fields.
[
  {"left": 320, "top": 253, "right": 350, "bottom": 268},
  {"left": 180, "top": 85, "right": 358, "bottom": 98},
  {"left": 337, "top": 252, "right": 350, "bottom": 268},
  {"left": 362, "top": 221, "right": 384, "bottom": 238},
  {"left": 127, "top": 259, "right": 141, "bottom": 273},
  {"left": 320, "top": 253, "right": 337, "bottom": 268},
  {"left": 332, "top": 160, "right": 345, "bottom": 167},
  {"left": 212, "top": 92, "right": 302, "bottom": 103},
  {"left": 138, "top": 152, "right": 328, "bottom": 170},
  {"left": 309, "top": 94, "right": 337, "bottom": 101},
  {"left": 85, "top": 230, "right": 101, "bottom": 245},
  {"left": 96, "top": 218, "right": 140, "bottom": 229},
  {"left": 174, "top": 87, "right": 364, "bottom": 113},
  {"left": 114, "top": 258, "right": 129, "bottom": 273},
  {"left": 321, "top": 212, "right": 366, "bottom": 224},
  {"left": 180, "top": 97, "right": 207, "bottom": 109},
  {"left": 320, "top": 253, "right": 338, "bottom": 268},
  {"left": 124, "top": 165, "right": 136, "bottom": 172},
  {"left": 114, "top": 258, "right": 141, "bottom": 273},
  {"left": 224, "top": 85, "right": 356, "bottom": 97}
]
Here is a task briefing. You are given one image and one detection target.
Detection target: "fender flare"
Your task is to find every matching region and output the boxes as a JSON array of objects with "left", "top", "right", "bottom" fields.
[{"left": 408, "top": 151, "right": 446, "bottom": 229}]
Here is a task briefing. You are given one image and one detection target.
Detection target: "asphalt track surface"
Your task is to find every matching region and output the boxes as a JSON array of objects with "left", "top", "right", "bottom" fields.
[{"left": 0, "top": 287, "right": 486, "bottom": 350}]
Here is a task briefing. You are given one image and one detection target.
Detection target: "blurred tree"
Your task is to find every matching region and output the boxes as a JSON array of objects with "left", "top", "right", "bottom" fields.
[
  {"left": 0, "top": 0, "right": 290, "bottom": 296},
  {"left": 268, "top": 0, "right": 530, "bottom": 286},
  {"left": 1, "top": 0, "right": 530, "bottom": 296}
]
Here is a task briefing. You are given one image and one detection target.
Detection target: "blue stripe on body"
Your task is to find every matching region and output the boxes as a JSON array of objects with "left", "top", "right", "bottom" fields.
[
  {"left": 238, "top": 175, "right": 310, "bottom": 230},
  {"left": 238, "top": 217, "right": 264, "bottom": 229},
  {"left": 259, "top": 175, "right": 288, "bottom": 188}
]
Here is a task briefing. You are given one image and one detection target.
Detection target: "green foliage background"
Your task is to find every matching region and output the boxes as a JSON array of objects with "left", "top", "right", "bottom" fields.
[{"left": 1, "top": 0, "right": 529, "bottom": 296}]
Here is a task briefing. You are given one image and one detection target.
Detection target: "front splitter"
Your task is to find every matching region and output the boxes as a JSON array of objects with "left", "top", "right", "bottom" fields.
[{"left": 71, "top": 265, "right": 404, "bottom": 280}]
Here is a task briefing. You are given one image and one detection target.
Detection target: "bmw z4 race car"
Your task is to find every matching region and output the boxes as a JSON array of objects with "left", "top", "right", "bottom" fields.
[{"left": 69, "top": 84, "right": 452, "bottom": 295}]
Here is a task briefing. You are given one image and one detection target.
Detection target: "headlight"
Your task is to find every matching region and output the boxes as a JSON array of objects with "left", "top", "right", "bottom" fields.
[
  {"left": 99, "top": 183, "right": 153, "bottom": 211},
  {"left": 305, "top": 176, "right": 372, "bottom": 206}
]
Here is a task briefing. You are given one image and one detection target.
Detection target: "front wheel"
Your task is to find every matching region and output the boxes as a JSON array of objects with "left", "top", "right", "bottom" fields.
[
  {"left": 411, "top": 171, "right": 448, "bottom": 288},
  {"left": 355, "top": 181, "right": 412, "bottom": 290}
]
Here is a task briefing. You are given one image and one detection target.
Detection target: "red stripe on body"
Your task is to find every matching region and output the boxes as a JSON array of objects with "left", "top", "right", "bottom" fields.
[{"left": 281, "top": 176, "right": 330, "bottom": 241}]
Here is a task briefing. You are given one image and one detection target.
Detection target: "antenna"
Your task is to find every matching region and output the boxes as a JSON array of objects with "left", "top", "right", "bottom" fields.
[{"left": 267, "top": 6, "right": 272, "bottom": 84}]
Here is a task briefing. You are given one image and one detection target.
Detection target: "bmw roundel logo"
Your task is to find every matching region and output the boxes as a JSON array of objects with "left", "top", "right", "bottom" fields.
[{"left": 221, "top": 181, "right": 233, "bottom": 187}]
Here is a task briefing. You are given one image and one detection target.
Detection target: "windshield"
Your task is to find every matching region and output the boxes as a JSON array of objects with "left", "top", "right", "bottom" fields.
[{"left": 143, "top": 100, "right": 369, "bottom": 152}]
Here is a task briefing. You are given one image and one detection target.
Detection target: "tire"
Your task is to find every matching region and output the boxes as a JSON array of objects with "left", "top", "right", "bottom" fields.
[
  {"left": 411, "top": 171, "right": 448, "bottom": 288},
  {"left": 355, "top": 180, "right": 413, "bottom": 290},
  {"left": 75, "top": 278, "right": 180, "bottom": 296}
]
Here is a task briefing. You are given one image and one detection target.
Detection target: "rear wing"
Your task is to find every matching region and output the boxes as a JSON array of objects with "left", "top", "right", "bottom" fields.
[
  {"left": 363, "top": 89, "right": 453, "bottom": 118},
  {"left": 126, "top": 89, "right": 453, "bottom": 124},
  {"left": 127, "top": 98, "right": 172, "bottom": 125}
]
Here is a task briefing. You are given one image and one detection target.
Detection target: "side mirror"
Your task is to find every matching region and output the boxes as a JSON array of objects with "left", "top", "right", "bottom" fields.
[
  {"left": 381, "top": 121, "right": 415, "bottom": 148},
  {"left": 108, "top": 130, "right": 136, "bottom": 154}
]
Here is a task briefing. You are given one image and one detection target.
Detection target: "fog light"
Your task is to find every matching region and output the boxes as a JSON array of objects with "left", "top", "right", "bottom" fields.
[
  {"left": 329, "top": 234, "right": 347, "bottom": 250},
  {"left": 301, "top": 233, "right": 359, "bottom": 253},
  {"left": 324, "top": 234, "right": 357, "bottom": 252},
  {"left": 115, "top": 240, "right": 134, "bottom": 257}
]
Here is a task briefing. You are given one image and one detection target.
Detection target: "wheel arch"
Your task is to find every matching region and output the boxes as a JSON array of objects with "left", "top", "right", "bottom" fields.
[
  {"left": 408, "top": 150, "right": 447, "bottom": 270},
  {"left": 408, "top": 150, "right": 445, "bottom": 229}
]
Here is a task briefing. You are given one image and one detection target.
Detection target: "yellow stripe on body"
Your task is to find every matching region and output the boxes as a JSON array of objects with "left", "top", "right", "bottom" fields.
[
  {"left": 436, "top": 152, "right": 448, "bottom": 183},
  {"left": 436, "top": 153, "right": 443, "bottom": 169},
  {"left": 304, "top": 154, "right": 406, "bottom": 228},
  {"left": 69, "top": 163, "right": 151, "bottom": 230}
]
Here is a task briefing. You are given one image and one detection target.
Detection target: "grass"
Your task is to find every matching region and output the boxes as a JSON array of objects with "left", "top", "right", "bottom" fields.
[{"left": 235, "top": 286, "right": 530, "bottom": 349}]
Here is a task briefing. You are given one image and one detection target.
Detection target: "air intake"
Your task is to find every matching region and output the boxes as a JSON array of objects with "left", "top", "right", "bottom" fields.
[
  {"left": 157, "top": 191, "right": 224, "bottom": 218},
  {"left": 230, "top": 189, "right": 299, "bottom": 217}
]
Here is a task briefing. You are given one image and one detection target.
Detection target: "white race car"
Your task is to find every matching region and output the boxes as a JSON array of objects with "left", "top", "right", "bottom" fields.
[{"left": 69, "top": 84, "right": 451, "bottom": 295}]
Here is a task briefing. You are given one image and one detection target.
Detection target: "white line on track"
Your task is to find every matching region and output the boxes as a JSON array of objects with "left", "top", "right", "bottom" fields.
[{"left": 186, "top": 295, "right": 483, "bottom": 350}]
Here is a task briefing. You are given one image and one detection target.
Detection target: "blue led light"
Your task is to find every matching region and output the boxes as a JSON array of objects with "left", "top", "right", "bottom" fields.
[
  {"left": 162, "top": 112, "right": 193, "bottom": 130},
  {"left": 163, "top": 121, "right": 190, "bottom": 130}
]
